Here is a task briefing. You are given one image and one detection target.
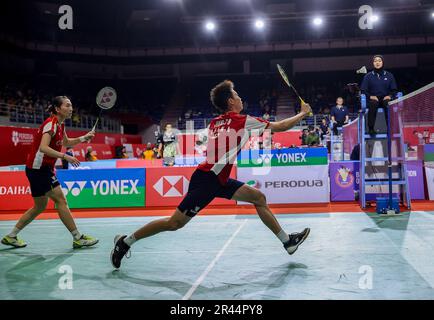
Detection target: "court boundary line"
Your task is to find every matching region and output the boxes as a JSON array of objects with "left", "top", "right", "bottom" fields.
[{"left": 182, "top": 219, "right": 248, "bottom": 300}]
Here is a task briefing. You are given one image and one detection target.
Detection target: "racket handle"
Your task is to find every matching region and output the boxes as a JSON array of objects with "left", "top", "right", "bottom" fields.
[{"left": 300, "top": 98, "right": 313, "bottom": 117}]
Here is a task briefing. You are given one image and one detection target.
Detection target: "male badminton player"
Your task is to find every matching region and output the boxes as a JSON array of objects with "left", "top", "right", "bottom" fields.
[
  {"left": 111, "top": 80, "right": 312, "bottom": 269},
  {"left": 1, "top": 96, "right": 99, "bottom": 249}
]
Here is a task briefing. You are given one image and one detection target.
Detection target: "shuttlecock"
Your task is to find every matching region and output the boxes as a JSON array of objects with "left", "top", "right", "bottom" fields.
[{"left": 356, "top": 66, "right": 367, "bottom": 74}]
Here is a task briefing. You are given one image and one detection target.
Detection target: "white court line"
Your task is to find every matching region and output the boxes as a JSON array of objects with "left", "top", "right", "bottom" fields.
[
  {"left": 182, "top": 219, "right": 247, "bottom": 300},
  {"left": 0, "top": 221, "right": 244, "bottom": 228},
  {"left": 0, "top": 250, "right": 222, "bottom": 256}
]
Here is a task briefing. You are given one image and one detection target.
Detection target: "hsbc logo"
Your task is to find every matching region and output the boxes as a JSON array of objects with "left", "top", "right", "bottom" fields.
[{"left": 153, "top": 176, "right": 189, "bottom": 197}]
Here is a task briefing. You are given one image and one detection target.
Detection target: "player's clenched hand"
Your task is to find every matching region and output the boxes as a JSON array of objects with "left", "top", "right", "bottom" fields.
[
  {"left": 301, "top": 102, "right": 312, "bottom": 116},
  {"left": 83, "top": 130, "right": 95, "bottom": 142},
  {"left": 65, "top": 154, "right": 80, "bottom": 167}
]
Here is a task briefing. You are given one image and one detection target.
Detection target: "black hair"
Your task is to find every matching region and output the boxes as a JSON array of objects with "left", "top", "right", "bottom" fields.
[
  {"left": 210, "top": 80, "right": 234, "bottom": 113},
  {"left": 373, "top": 55, "right": 384, "bottom": 62},
  {"left": 46, "top": 96, "right": 68, "bottom": 114}
]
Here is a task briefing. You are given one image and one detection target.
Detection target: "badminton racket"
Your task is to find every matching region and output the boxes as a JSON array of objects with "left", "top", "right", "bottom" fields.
[
  {"left": 277, "top": 64, "right": 313, "bottom": 116},
  {"left": 91, "top": 86, "right": 117, "bottom": 132}
]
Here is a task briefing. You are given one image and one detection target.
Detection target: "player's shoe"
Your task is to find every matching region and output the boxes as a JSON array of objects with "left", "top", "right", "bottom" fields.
[
  {"left": 110, "top": 235, "right": 131, "bottom": 269},
  {"left": 1, "top": 235, "right": 27, "bottom": 248},
  {"left": 284, "top": 228, "right": 310, "bottom": 255},
  {"left": 73, "top": 234, "right": 99, "bottom": 249}
]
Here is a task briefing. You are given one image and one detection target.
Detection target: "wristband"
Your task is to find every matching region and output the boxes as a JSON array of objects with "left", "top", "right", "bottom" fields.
[{"left": 79, "top": 136, "right": 86, "bottom": 142}]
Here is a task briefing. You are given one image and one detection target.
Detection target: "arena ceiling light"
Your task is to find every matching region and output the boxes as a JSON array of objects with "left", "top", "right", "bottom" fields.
[
  {"left": 254, "top": 18, "right": 265, "bottom": 30},
  {"left": 312, "top": 17, "right": 323, "bottom": 27},
  {"left": 204, "top": 20, "right": 216, "bottom": 32},
  {"left": 371, "top": 15, "right": 380, "bottom": 22},
  {"left": 431, "top": 11, "right": 434, "bottom": 18}
]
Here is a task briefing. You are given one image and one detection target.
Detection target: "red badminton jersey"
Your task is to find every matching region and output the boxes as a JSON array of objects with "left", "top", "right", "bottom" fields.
[
  {"left": 197, "top": 111, "right": 269, "bottom": 185},
  {"left": 26, "top": 116, "right": 65, "bottom": 170}
]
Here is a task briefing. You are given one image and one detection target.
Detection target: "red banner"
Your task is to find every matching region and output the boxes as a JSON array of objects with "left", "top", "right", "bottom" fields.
[
  {"left": 146, "top": 166, "right": 237, "bottom": 207},
  {"left": 272, "top": 130, "right": 303, "bottom": 147},
  {"left": 0, "top": 125, "right": 142, "bottom": 166},
  {"left": 67, "top": 130, "right": 142, "bottom": 146},
  {"left": 403, "top": 126, "right": 434, "bottom": 146},
  {"left": 0, "top": 126, "right": 36, "bottom": 166},
  {"left": 0, "top": 171, "right": 55, "bottom": 211}
]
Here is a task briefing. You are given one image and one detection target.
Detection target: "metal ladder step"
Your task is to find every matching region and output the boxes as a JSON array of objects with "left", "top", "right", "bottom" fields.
[
  {"left": 365, "top": 157, "right": 404, "bottom": 162},
  {"left": 363, "top": 133, "right": 402, "bottom": 140},
  {"left": 364, "top": 180, "right": 406, "bottom": 185}
]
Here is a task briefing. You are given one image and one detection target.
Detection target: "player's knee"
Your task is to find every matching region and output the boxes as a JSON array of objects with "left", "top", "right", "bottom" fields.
[
  {"left": 254, "top": 191, "right": 267, "bottom": 206},
  {"left": 167, "top": 219, "right": 185, "bottom": 231},
  {"left": 54, "top": 196, "right": 67, "bottom": 207},
  {"left": 33, "top": 203, "right": 47, "bottom": 213}
]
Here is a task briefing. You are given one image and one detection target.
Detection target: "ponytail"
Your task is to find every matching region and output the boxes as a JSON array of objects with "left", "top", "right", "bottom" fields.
[{"left": 46, "top": 96, "right": 68, "bottom": 114}]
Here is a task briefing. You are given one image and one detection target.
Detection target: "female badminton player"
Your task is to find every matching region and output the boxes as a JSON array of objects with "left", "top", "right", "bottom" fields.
[
  {"left": 111, "top": 80, "right": 312, "bottom": 268},
  {"left": 1, "top": 96, "right": 99, "bottom": 249}
]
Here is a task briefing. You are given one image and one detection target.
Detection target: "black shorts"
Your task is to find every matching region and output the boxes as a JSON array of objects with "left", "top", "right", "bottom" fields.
[
  {"left": 178, "top": 169, "right": 244, "bottom": 217},
  {"left": 25, "top": 167, "right": 60, "bottom": 197}
]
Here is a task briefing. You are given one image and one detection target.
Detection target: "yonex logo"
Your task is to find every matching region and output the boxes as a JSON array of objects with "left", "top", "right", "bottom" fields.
[
  {"left": 153, "top": 176, "right": 189, "bottom": 197},
  {"left": 62, "top": 180, "right": 140, "bottom": 196},
  {"left": 254, "top": 154, "right": 273, "bottom": 165},
  {"left": 62, "top": 181, "right": 87, "bottom": 197}
]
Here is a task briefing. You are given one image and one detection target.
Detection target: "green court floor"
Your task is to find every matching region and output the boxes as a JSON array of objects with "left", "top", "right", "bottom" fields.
[{"left": 1, "top": 211, "right": 434, "bottom": 300}]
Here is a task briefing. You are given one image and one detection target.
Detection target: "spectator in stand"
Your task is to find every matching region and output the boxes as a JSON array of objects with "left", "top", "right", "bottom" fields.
[
  {"left": 300, "top": 128, "right": 309, "bottom": 145},
  {"left": 319, "top": 118, "right": 330, "bottom": 141},
  {"left": 85, "top": 146, "right": 98, "bottom": 161},
  {"left": 120, "top": 146, "right": 129, "bottom": 159},
  {"left": 423, "top": 129, "right": 430, "bottom": 144},
  {"left": 72, "top": 112, "right": 80, "bottom": 127},
  {"left": 262, "top": 111, "right": 270, "bottom": 121},
  {"left": 413, "top": 130, "right": 424, "bottom": 145},
  {"left": 330, "top": 97, "right": 349, "bottom": 136},
  {"left": 142, "top": 143, "right": 155, "bottom": 160},
  {"left": 306, "top": 126, "right": 320, "bottom": 146}
]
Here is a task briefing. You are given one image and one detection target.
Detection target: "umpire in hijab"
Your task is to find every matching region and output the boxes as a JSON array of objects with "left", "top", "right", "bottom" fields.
[{"left": 360, "top": 55, "right": 398, "bottom": 135}]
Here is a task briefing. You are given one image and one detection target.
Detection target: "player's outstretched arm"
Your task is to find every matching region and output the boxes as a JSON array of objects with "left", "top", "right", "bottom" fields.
[
  {"left": 268, "top": 103, "right": 312, "bottom": 133},
  {"left": 63, "top": 130, "right": 95, "bottom": 147}
]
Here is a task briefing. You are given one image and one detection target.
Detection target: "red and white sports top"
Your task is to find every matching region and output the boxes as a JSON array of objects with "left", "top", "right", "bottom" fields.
[
  {"left": 26, "top": 116, "right": 65, "bottom": 170},
  {"left": 197, "top": 111, "right": 269, "bottom": 185}
]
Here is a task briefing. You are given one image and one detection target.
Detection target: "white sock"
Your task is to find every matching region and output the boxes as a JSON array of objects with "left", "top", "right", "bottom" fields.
[
  {"left": 123, "top": 234, "right": 136, "bottom": 247},
  {"left": 71, "top": 230, "right": 82, "bottom": 241},
  {"left": 8, "top": 227, "right": 21, "bottom": 238},
  {"left": 276, "top": 230, "right": 290, "bottom": 244}
]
